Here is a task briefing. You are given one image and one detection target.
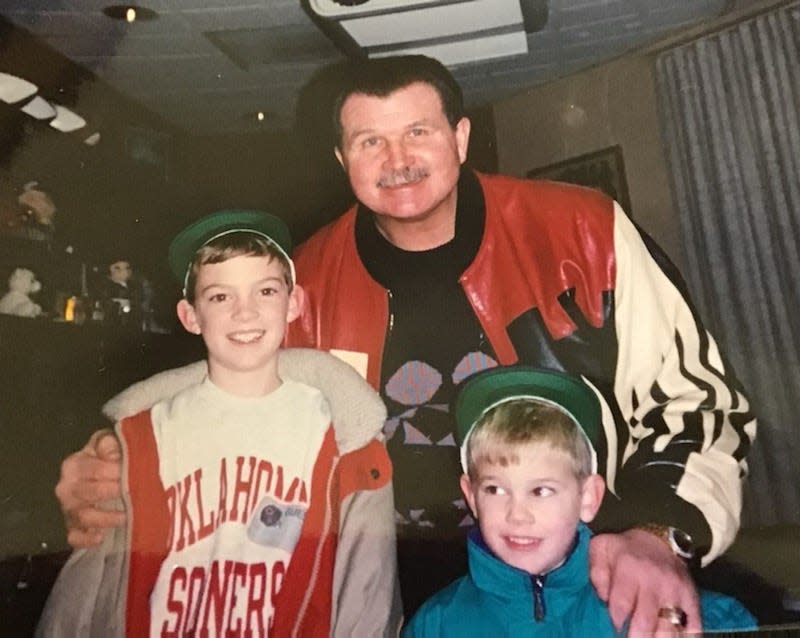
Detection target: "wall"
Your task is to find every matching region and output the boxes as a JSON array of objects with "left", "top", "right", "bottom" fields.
[
  {"left": 168, "top": 102, "right": 498, "bottom": 249},
  {"left": 492, "top": 53, "right": 684, "bottom": 269}
]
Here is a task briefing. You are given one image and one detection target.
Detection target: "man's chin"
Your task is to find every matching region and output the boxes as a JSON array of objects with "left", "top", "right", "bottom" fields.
[{"left": 370, "top": 192, "right": 442, "bottom": 218}]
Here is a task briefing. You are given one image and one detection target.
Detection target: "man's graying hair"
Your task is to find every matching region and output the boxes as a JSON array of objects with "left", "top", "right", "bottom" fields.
[{"left": 332, "top": 55, "right": 465, "bottom": 147}]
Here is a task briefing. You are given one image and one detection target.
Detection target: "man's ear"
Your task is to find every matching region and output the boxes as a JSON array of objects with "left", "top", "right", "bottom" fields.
[
  {"left": 287, "top": 284, "right": 305, "bottom": 324},
  {"left": 579, "top": 473, "right": 606, "bottom": 524},
  {"left": 176, "top": 299, "right": 200, "bottom": 335},
  {"left": 459, "top": 473, "right": 478, "bottom": 519},
  {"left": 455, "top": 116, "right": 471, "bottom": 165}
]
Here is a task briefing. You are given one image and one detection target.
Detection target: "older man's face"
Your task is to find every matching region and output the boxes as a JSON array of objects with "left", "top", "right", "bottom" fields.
[{"left": 335, "top": 82, "right": 470, "bottom": 236}]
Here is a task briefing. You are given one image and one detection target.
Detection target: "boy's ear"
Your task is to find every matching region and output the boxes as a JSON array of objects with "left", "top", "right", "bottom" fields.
[
  {"left": 176, "top": 299, "right": 201, "bottom": 335},
  {"left": 579, "top": 473, "right": 605, "bottom": 524},
  {"left": 287, "top": 284, "right": 305, "bottom": 324},
  {"left": 459, "top": 473, "right": 478, "bottom": 519}
]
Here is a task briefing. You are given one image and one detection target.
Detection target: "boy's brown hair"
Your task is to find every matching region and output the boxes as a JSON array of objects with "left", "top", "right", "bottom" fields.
[
  {"left": 465, "top": 398, "right": 595, "bottom": 481},
  {"left": 184, "top": 232, "right": 293, "bottom": 304}
]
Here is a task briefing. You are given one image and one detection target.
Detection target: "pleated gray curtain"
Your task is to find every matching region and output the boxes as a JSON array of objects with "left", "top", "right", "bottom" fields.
[{"left": 655, "top": 3, "right": 800, "bottom": 527}]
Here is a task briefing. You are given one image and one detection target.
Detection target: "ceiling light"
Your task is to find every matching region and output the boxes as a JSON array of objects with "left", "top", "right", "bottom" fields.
[
  {"left": 50, "top": 105, "right": 87, "bottom": 132},
  {"left": 0, "top": 73, "right": 38, "bottom": 104},
  {"left": 307, "top": 0, "right": 548, "bottom": 66},
  {"left": 21, "top": 96, "right": 56, "bottom": 120},
  {"left": 102, "top": 5, "right": 158, "bottom": 22},
  {"left": 242, "top": 110, "right": 273, "bottom": 123}
]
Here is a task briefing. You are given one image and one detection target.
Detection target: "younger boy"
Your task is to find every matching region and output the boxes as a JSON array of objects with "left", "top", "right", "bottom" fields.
[
  {"left": 38, "top": 209, "right": 400, "bottom": 637},
  {"left": 403, "top": 366, "right": 756, "bottom": 636}
]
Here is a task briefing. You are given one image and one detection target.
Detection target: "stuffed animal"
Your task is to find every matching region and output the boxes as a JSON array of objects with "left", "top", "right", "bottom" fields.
[
  {"left": 1, "top": 182, "right": 57, "bottom": 242},
  {"left": 0, "top": 268, "right": 43, "bottom": 317}
]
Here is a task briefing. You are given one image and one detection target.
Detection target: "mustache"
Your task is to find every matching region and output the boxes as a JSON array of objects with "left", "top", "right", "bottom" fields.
[{"left": 376, "top": 166, "right": 429, "bottom": 188}]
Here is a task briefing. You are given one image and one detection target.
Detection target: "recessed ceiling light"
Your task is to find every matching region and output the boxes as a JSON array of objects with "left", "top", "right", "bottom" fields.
[
  {"left": 0, "top": 73, "right": 37, "bottom": 104},
  {"left": 50, "top": 105, "right": 87, "bottom": 133},
  {"left": 243, "top": 110, "right": 274, "bottom": 123},
  {"left": 102, "top": 5, "right": 158, "bottom": 22},
  {"left": 21, "top": 96, "right": 56, "bottom": 120}
]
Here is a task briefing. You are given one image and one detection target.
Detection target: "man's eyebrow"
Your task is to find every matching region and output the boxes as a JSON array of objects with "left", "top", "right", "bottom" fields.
[
  {"left": 346, "top": 126, "right": 377, "bottom": 141},
  {"left": 346, "top": 119, "right": 434, "bottom": 141}
]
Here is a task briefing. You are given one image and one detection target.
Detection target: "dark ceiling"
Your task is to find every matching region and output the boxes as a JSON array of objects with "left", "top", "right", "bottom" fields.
[{"left": 0, "top": 0, "right": 740, "bottom": 137}]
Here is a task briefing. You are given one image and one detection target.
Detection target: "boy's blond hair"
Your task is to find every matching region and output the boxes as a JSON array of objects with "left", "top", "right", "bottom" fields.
[
  {"left": 465, "top": 398, "right": 595, "bottom": 481},
  {"left": 184, "top": 232, "right": 294, "bottom": 303}
]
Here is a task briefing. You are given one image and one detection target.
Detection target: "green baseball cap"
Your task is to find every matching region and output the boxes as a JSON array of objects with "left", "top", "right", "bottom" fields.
[
  {"left": 168, "top": 209, "right": 295, "bottom": 295},
  {"left": 454, "top": 366, "right": 601, "bottom": 473}
]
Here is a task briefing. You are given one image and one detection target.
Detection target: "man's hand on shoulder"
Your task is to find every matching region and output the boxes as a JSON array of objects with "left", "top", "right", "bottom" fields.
[
  {"left": 589, "top": 528, "right": 701, "bottom": 635},
  {"left": 55, "top": 428, "right": 126, "bottom": 548}
]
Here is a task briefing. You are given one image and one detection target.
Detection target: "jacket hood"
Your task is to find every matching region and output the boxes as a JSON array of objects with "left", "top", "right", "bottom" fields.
[{"left": 102, "top": 348, "right": 386, "bottom": 454}]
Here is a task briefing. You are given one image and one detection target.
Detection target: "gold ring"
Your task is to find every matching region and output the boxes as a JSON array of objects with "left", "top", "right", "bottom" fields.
[{"left": 658, "top": 606, "right": 688, "bottom": 628}]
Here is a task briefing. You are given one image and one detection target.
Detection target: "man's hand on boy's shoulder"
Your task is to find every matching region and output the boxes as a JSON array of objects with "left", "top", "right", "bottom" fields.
[
  {"left": 589, "top": 528, "right": 701, "bottom": 635},
  {"left": 56, "top": 428, "right": 126, "bottom": 548}
]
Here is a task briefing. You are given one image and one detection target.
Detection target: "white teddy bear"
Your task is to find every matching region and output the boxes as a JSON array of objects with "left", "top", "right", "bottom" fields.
[{"left": 0, "top": 268, "right": 43, "bottom": 318}]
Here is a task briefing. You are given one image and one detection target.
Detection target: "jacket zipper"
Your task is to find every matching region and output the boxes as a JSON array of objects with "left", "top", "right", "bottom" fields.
[
  {"left": 386, "top": 289, "right": 395, "bottom": 338},
  {"left": 292, "top": 455, "right": 340, "bottom": 636},
  {"left": 459, "top": 273, "right": 493, "bottom": 360},
  {"left": 378, "top": 289, "right": 394, "bottom": 383},
  {"left": 532, "top": 574, "right": 546, "bottom": 621}
]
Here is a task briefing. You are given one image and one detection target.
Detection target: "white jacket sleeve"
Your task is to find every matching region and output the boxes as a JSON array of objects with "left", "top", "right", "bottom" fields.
[
  {"left": 332, "top": 478, "right": 402, "bottom": 637},
  {"left": 609, "top": 205, "right": 755, "bottom": 564}
]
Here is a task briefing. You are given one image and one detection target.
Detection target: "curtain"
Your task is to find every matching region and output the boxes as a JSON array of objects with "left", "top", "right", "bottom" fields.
[{"left": 655, "top": 2, "right": 800, "bottom": 526}]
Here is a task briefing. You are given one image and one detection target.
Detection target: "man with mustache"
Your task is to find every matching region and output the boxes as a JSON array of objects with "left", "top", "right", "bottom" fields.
[{"left": 55, "top": 55, "right": 754, "bottom": 635}]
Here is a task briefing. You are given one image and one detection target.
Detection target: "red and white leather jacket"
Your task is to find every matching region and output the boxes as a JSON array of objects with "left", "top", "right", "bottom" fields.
[{"left": 287, "top": 171, "right": 755, "bottom": 563}]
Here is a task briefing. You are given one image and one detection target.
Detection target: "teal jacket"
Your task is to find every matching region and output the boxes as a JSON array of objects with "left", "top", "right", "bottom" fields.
[{"left": 403, "top": 524, "right": 756, "bottom": 637}]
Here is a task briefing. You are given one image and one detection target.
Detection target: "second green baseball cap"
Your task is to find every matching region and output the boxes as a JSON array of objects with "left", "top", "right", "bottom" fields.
[{"left": 454, "top": 366, "right": 601, "bottom": 473}]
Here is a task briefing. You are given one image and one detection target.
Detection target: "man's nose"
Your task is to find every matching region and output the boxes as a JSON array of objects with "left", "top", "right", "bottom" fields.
[{"left": 383, "top": 139, "right": 410, "bottom": 168}]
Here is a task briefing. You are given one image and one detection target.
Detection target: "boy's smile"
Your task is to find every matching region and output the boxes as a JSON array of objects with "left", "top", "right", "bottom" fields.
[
  {"left": 227, "top": 329, "right": 267, "bottom": 344},
  {"left": 177, "top": 254, "right": 300, "bottom": 396},
  {"left": 460, "top": 442, "right": 603, "bottom": 576}
]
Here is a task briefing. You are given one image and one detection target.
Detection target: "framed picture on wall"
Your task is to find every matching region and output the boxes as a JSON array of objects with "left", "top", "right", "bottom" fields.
[{"left": 526, "top": 145, "right": 632, "bottom": 215}]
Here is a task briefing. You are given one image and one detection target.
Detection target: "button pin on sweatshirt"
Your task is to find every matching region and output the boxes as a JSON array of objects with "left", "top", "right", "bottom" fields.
[{"left": 247, "top": 496, "right": 305, "bottom": 552}]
